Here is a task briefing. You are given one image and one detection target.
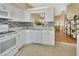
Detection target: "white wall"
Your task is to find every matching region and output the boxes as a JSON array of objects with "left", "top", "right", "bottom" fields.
[
  {"left": 55, "top": 15, "right": 61, "bottom": 26},
  {"left": 77, "top": 34, "right": 79, "bottom": 56},
  {"left": 60, "top": 11, "right": 65, "bottom": 31}
]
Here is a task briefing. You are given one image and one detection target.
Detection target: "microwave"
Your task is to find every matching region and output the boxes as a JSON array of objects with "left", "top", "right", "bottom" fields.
[{"left": 0, "top": 9, "right": 10, "bottom": 19}]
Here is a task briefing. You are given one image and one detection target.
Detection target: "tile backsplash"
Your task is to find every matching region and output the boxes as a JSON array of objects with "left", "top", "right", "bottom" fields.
[
  {"left": 44, "top": 21, "right": 54, "bottom": 27},
  {"left": 8, "top": 21, "right": 33, "bottom": 28},
  {"left": 0, "top": 19, "right": 54, "bottom": 28},
  {"left": 0, "top": 19, "right": 33, "bottom": 28}
]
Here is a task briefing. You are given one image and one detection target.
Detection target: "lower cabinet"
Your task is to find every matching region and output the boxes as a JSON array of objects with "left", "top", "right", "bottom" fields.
[
  {"left": 25, "top": 30, "right": 32, "bottom": 44},
  {"left": 16, "top": 31, "right": 25, "bottom": 49},
  {"left": 32, "top": 30, "right": 42, "bottom": 44},
  {"left": 16, "top": 29, "right": 32, "bottom": 50},
  {"left": 42, "top": 30, "right": 55, "bottom": 46},
  {"left": 16, "top": 29, "right": 55, "bottom": 50},
  {"left": 32, "top": 30, "right": 55, "bottom": 46}
]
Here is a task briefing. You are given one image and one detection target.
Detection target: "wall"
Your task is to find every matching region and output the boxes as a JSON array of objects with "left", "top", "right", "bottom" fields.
[
  {"left": 55, "top": 15, "right": 61, "bottom": 26},
  {"left": 60, "top": 11, "right": 65, "bottom": 31},
  {"left": 55, "top": 10, "right": 65, "bottom": 31},
  {"left": 66, "top": 3, "right": 79, "bottom": 18}
]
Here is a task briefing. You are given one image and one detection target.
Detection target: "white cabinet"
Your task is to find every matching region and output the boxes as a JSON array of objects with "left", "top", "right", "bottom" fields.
[
  {"left": 32, "top": 29, "right": 55, "bottom": 46},
  {"left": 24, "top": 11, "right": 32, "bottom": 22},
  {"left": 16, "top": 31, "right": 25, "bottom": 49},
  {"left": 10, "top": 6, "right": 22, "bottom": 21},
  {"left": 45, "top": 8, "right": 54, "bottom": 21},
  {"left": 16, "top": 29, "right": 32, "bottom": 49},
  {"left": 25, "top": 30, "right": 32, "bottom": 44},
  {"left": 42, "top": 30, "right": 55, "bottom": 46},
  {"left": 32, "top": 30, "right": 42, "bottom": 44},
  {"left": 16, "top": 32, "right": 22, "bottom": 49},
  {"left": 9, "top": 4, "right": 15, "bottom": 19}
]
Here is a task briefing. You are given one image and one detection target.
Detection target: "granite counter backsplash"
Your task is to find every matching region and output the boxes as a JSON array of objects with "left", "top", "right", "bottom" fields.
[
  {"left": 8, "top": 22, "right": 33, "bottom": 28},
  {"left": 0, "top": 18, "right": 54, "bottom": 29},
  {"left": 0, "top": 20, "right": 33, "bottom": 28}
]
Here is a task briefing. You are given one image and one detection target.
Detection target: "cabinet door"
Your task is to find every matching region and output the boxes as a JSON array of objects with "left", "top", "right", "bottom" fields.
[
  {"left": 45, "top": 8, "right": 54, "bottom": 21},
  {"left": 24, "top": 11, "right": 32, "bottom": 22},
  {"left": 16, "top": 31, "right": 25, "bottom": 49},
  {"left": 10, "top": 5, "right": 15, "bottom": 19},
  {"left": 32, "top": 30, "right": 42, "bottom": 43},
  {"left": 16, "top": 32, "right": 21, "bottom": 49},
  {"left": 20, "top": 31, "right": 26, "bottom": 46},
  {"left": 42, "top": 30, "right": 55, "bottom": 46},
  {"left": 25, "top": 30, "right": 32, "bottom": 44}
]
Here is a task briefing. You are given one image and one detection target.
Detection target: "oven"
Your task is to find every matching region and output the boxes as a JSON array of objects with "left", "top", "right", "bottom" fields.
[{"left": 0, "top": 31, "right": 16, "bottom": 56}]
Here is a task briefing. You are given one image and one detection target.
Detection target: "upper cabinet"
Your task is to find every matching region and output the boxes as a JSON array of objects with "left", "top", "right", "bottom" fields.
[
  {"left": 28, "top": 7, "right": 54, "bottom": 22},
  {"left": 24, "top": 10, "right": 32, "bottom": 22},
  {"left": 7, "top": 4, "right": 25, "bottom": 22},
  {"left": 10, "top": 5, "right": 25, "bottom": 22},
  {"left": 0, "top": 3, "right": 25, "bottom": 21},
  {"left": 45, "top": 8, "right": 54, "bottom": 22},
  {"left": 0, "top": 4, "right": 54, "bottom": 22}
]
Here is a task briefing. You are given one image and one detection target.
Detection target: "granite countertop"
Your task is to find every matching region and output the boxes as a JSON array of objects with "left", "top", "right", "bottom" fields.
[
  {"left": 32, "top": 27, "right": 54, "bottom": 30},
  {"left": 8, "top": 26, "right": 54, "bottom": 33},
  {"left": 0, "top": 31, "right": 15, "bottom": 35}
]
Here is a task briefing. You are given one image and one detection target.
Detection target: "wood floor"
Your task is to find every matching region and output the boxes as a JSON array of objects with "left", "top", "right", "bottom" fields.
[{"left": 55, "top": 31, "right": 76, "bottom": 44}]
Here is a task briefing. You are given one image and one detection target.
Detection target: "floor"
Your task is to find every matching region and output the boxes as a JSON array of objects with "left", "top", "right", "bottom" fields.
[
  {"left": 16, "top": 43, "right": 76, "bottom": 56},
  {"left": 15, "top": 28, "right": 76, "bottom": 56},
  {"left": 55, "top": 31, "right": 76, "bottom": 44}
]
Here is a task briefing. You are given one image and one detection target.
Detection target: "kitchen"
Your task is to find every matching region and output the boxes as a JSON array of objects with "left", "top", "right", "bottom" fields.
[
  {"left": 0, "top": 3, "right": 77, "bottom": 56},
  {"left": 0, "top": 3, "right": 55, "bottom": 56}
]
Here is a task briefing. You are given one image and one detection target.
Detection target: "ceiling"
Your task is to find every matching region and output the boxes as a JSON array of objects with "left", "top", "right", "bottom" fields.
[
  {"left": 15, "top": 3, "right": 33, "bottom": 9},
  {"left": 15, "top": 3, "right": 69, "bottom": 16},
  {"left": 29, "top": 3, "right": 69, "bottom": 16}
]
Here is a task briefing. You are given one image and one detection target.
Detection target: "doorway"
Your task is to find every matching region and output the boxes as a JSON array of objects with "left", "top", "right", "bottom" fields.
[{"left": 55, "top": 14, "right": 76, "bottom": 44}]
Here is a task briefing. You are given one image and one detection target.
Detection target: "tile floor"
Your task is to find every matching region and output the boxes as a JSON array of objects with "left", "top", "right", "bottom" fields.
[{"left": 16, "top": 42, "right": 76, "bottom": 56}]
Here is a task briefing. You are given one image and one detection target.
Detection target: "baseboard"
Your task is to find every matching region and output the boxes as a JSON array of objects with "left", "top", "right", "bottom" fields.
[{"left": 32, "top": 43, "right": 55, "bottom": 47}]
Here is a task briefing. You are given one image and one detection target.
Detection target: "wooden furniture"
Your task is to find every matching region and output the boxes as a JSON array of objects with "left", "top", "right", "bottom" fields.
[{"left": 55, "top": 26, "right": 60, "bottom": 31}]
